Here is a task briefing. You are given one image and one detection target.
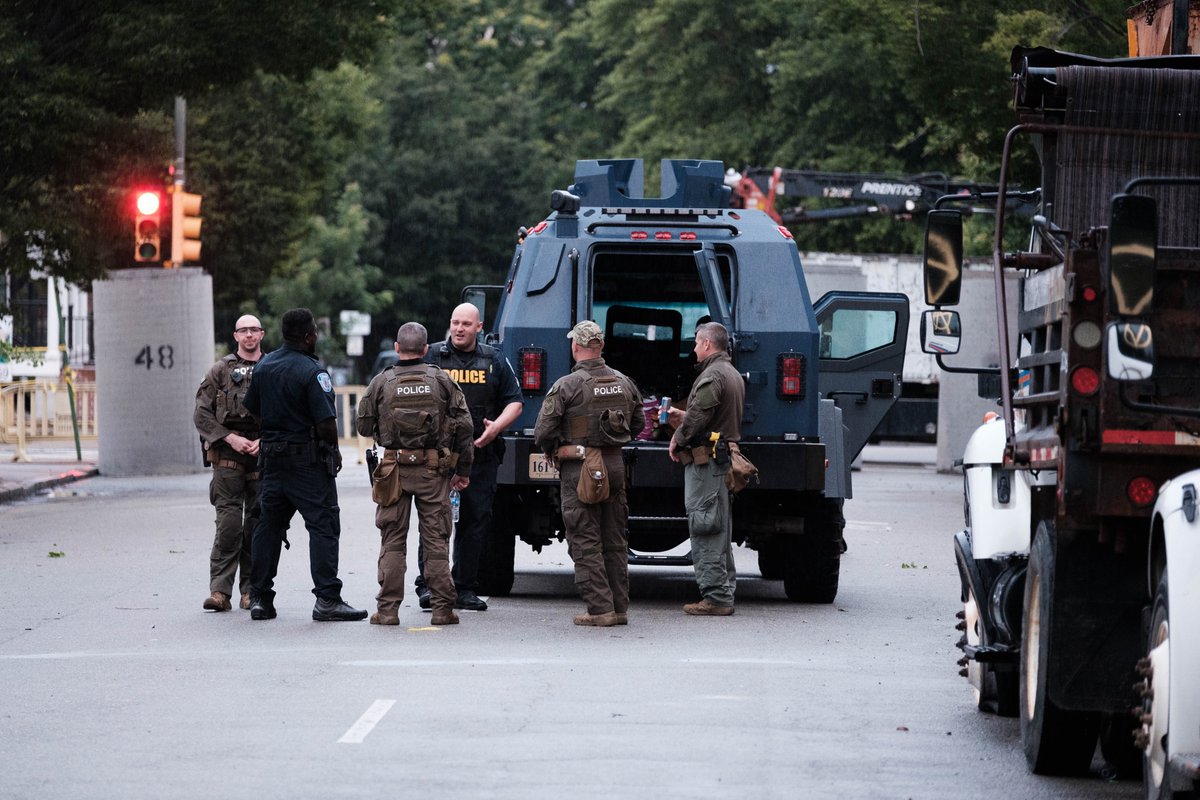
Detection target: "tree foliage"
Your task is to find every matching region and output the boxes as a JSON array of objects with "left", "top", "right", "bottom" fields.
[{"left": 2, "top": 0, "right": 1142, "bottom": 369}]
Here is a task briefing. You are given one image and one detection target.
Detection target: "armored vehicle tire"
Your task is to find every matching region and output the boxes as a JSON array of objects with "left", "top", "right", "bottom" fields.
[
  {"left": 478, "top": 487, "right": 517, "bottom": 596},
  {"left": 782, "top": 498, "right": 844, "bottom": 603},
  {"left": 756, "top": 539, "right": 786, "bottom": 581},
  {"left": 1020, "top": 521, "right": 1100, "bottom": 776}
]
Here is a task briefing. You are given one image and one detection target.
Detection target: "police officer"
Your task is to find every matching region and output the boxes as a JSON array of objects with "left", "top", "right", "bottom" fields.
[
  {"left": 415, "top": 302, "right": 523, "bottom": 612},
  {"left": 357, "top": 322, "right": 475, "bottom": 626},
  {"left": 668, "top": 321, "right": 744, "bottom": 616},
  {"left": 534, "top": 321, "right": 644, "bottom": 627},
  {"left": 194, "top": 314, "right": 264, "bottom": 612},
  {"left": 243, "top": 308, "right": 367, "bottom": 622}
]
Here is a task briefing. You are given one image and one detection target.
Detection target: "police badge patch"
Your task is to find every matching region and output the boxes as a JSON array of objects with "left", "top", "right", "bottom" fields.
[{"left": 317, "top": 372, "right": 333, "bottom": 393}]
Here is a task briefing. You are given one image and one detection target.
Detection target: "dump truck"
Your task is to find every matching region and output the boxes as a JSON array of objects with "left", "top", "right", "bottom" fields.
[{"left": 920, "top": 40, "right": 1200, "bottom": 788}]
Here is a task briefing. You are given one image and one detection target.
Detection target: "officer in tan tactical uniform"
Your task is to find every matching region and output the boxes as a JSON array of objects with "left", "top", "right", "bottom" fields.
[
  {"left": 534, "top": 321, "right": 644, "bottom": 627},
  {"left": 356, "top": 322, "right": 475, "bottom": 627},
  {"left": 193, "top": 314, "right": 264, "bottom": 612},
  {"left": 668, "top": 321, "right": 744, "bottom": 616}
]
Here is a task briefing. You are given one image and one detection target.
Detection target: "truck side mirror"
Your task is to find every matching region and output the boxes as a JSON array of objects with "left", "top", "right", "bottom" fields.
[
  {"left": 920, "top": 309, "right": 961, "bottom": 355},
  {"left": 1107, "top": 194, "right": 1157, "bottom": 316},
  {"left": 923, "top": 209, "right": 964, "bottom": 306},
  {"left": 1106, "top": 322, "right": 1155, "bottom": 381}
]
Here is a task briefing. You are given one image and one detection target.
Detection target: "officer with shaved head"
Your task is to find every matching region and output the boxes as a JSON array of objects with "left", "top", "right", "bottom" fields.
[
  {"left": 194, "top": 314, "right": 265, "bottom": 613},
  {"left": 414, "top": 302, "right": 523, "bottom": 612}
]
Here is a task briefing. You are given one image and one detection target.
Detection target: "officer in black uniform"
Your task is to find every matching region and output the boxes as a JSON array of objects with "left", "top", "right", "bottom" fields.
[
  {"left": 243, "top": 308, "right": 367, "bottom": 622},
  {"left": 415, "top": 302, "right": 523, "bottom": 611}
]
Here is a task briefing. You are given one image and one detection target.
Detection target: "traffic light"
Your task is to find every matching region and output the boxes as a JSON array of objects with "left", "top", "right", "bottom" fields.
[
  {"left": 170, "top": 188, "right": 203, "bottom": 265},
  {"left": 133, "top": 190, "right": 163, "bottom": 263}
]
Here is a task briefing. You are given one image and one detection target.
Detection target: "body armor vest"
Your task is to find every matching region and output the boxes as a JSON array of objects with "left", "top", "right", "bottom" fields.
[
  {"left": 216, "top": 354, "right": 258, "bottom": 433},
  {"left": 564, "top": 371, "right": 634, "bottom": 447},
  {"left": 380, "top": 365, "right": 443, "bottom": 449},
  {"left": 431, "top": 341, "right": 495, "bottom": 439}
]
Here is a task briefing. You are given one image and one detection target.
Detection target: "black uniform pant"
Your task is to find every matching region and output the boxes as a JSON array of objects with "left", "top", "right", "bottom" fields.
[
  {"left": 251, "top": 452, "right": 343, "bottom": 602},
  {"left": 416, "top": 452, "right": 498, "bottom": 594}
]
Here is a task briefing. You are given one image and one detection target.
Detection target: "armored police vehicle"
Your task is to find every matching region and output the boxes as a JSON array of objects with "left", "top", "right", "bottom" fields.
[{"left": 468, "top": 158, "right": 908, "bottom": 602}]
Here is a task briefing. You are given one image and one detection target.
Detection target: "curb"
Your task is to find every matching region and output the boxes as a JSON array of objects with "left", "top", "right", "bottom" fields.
[{"left": 0, "top": 467, "right": 100, "bottom": 505}]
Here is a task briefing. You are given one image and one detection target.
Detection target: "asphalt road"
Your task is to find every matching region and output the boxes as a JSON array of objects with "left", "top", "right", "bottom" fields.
[{"left": 0, "top": 461, "right": 1140, "bottom": 800}]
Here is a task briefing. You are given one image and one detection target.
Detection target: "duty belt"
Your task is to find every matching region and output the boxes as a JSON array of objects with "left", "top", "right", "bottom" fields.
[
  {"left": 676, "top": 445, "right": 712, "bottom": 466},
  {"left": 213, "top": 458, "right": 261, "bottom": 480},
  {"left": 555, "top": 444, "right": 623, "bottom": 461},
  {"left": 384, "top": 447, "right": 439, "bottom": 467}
]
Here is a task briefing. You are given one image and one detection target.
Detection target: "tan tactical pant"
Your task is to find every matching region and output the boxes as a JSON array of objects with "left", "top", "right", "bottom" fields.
[
  {"left": 374, "top": 463, "right": 454, "bottom": 616},
  {"left": 208, "top": 463, "right": 258, "bottom": 596},
  {"left": 558, "top": 455, "right": 630, "bottom": 615}
]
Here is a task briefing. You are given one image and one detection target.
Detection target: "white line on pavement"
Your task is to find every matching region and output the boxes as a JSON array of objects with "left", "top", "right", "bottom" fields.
[{"left": 337, "top": 698, "right": 396, "bottom": 744}]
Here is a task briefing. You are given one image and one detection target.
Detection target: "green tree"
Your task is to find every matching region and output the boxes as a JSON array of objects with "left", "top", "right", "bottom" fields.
[
  {"left": 258, "top": 182, "right": 391, "bottom": 368},
  {"left": 0, "top": 1, "right": 405, "bottom": 294}
]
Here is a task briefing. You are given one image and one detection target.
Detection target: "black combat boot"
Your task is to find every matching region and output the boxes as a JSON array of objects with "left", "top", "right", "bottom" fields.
[
  {"left": 249, "top": 592, "right": 277, "bottom": 620},
  {"left": 313, "top": 596, "right": 368, "bottom": 622}
]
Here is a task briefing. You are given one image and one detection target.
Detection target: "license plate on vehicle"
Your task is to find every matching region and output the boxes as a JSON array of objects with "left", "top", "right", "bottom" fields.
[{"left": 528, "top": 453, "right": 560, "bottom": 481}]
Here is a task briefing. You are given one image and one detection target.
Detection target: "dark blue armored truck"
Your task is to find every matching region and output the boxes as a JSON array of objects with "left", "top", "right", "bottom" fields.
[{"left": 467, "top": 158, "right": 908, "bottom": 602}]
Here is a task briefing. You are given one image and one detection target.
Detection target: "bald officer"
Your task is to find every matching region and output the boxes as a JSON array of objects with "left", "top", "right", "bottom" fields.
[
  {"left": 415, "top": 302, "right": 523, "bottom": 612},
  {"left": 194, "top": 314, "right": 264, "bottom": 612}
]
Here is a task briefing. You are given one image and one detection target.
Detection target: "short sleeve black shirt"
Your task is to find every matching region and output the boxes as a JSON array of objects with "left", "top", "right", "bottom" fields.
[{"left": 244, "top": 344, "right": 336, "bottom": 444}]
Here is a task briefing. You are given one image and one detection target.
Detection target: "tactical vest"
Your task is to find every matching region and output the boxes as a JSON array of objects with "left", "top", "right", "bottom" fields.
[
  {"left": 379, "top": 365, "right": 444, "bottom": 449},
  {"left": 564, "top": 370, "right": 634, "bottom": 447},
  {"left": 431, "top": 341, "right": 495, "bottom": 439},
  {"left": 216, "top": 354, "right": 258, "bottom": 433}
]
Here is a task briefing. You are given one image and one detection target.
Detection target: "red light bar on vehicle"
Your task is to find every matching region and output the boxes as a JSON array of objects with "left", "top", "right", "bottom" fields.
[
  {"left": 630, "top": 231, "right": 648, "bottom": 240},
  {"left": 777, "top": 226, "right": 794, "bottom": 239},
  {"left": 776, "top": 352, "right": 805, "bottom": 399},
  {"left": 518, "top": 347, "right": 547, "bottom": 393}
]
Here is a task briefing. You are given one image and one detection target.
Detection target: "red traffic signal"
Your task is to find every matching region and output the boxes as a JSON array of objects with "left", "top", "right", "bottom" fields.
[{"left": 134, "top": 189, "right": 163, "bottom": 263}]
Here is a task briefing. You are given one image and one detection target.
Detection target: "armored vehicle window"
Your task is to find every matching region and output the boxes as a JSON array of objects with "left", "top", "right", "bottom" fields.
[
  {"left": 819, "top": 308, "right": 898, "bottom": 359},
  {"left": 590, "top": 247, "right": 733, "bottom": 398}
]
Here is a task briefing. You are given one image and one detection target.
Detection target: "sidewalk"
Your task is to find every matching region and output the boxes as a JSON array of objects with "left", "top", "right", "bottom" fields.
[{"left": 0, "top": 441, "right": 99, "bottom": 504}]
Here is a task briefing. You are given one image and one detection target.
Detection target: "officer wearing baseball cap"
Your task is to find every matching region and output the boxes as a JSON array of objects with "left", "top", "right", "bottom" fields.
[{"left": 534, "top": 320, "right": 644, "bottom": 626}]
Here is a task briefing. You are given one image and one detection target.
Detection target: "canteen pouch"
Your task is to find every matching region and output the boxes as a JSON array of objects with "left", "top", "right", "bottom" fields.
[
  {"left": 576, "top": 447, "right": 610, "bottom": 504},
  {"left": 724, "top": 442, "right": 759, "bottom": 494},
  {"left": 597, "top": 408, "right": 631, "bottom": 445},
  {"left": 371, "top": 458, "right": 404, "bottom": 507}
]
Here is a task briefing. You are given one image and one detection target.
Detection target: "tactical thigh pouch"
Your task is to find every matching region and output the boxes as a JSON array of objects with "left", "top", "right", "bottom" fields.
[
  {"left": 577, "top": 447, "right": 610, "bottom": 505},
  {"left": 371, "top": 458, "right": 404, "bottom": 507},
  {"left": 686, "top": 488, "right": 723, "bottom": 536}
]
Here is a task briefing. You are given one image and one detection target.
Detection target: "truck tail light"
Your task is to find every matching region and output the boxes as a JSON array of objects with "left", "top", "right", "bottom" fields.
[
  {"left": 776, "top": 353, "right": 805, "bottom": 399},
  {"left": 1070, "top": 366, "right": 1100, "bottom": 396},
  {"left": 1127, "top": 476, "right": 1157, "bottom": 507},
  {"left": 518, "top": 347, "right": 547, "bottom": 393}
]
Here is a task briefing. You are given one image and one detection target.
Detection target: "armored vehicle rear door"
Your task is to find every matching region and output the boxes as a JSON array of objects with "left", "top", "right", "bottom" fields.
[{"left": 814, "top": 291, "right": 909, "bottom": 459}]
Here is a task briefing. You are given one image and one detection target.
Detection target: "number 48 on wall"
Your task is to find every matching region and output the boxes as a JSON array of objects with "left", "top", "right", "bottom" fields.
[{"left": 134, "top": 345, "right": 175, "bottom": 370}]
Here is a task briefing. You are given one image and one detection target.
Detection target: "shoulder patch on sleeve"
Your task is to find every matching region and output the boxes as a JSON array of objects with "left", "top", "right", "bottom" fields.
[
  {"left": 692, "top": 378, "right": 719, "bottom": 410},
  {"left": 317, "top": 372, "right": 333, "bottom": 393}
]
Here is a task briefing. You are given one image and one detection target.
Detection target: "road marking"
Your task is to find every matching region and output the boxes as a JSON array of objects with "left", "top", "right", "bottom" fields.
[
  {"left": 342, "top": 658, "right": 546, "bottom": 667},
  {"left": 338, "top": 699, "right": 395, "bottom": 744}
]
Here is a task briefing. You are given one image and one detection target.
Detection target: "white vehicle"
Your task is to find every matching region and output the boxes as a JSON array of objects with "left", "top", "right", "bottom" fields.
[{"left": 1136, "top": 471, "right": 1200, "bottom": 799}]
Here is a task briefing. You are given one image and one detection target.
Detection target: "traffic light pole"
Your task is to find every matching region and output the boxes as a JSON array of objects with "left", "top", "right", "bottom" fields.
[{"left": 170, "top": 97, "right": 186, "bottom": 269}]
